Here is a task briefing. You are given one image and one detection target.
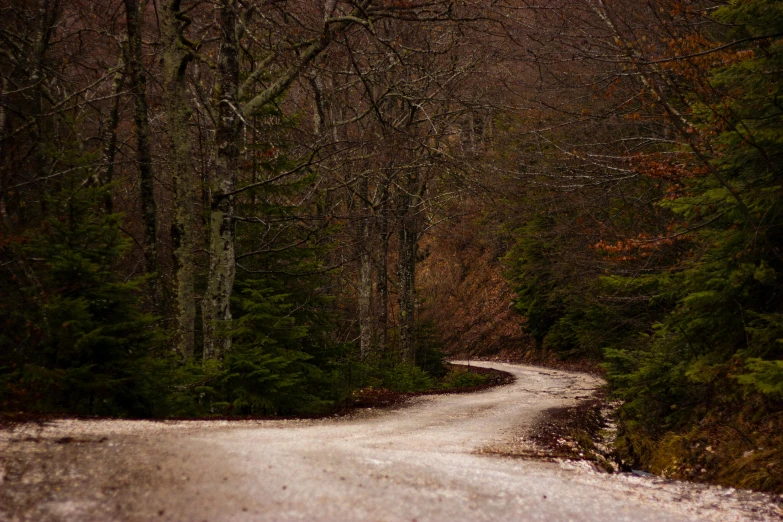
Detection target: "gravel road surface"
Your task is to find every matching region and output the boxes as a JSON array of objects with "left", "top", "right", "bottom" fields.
[{"left": 1, "top": 361, "right": 781, "bottom": 521}]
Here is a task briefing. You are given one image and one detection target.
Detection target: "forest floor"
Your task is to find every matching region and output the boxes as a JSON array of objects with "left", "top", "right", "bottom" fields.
[{"left": 1, "top": 361, "right": 781, "bottom": 522}]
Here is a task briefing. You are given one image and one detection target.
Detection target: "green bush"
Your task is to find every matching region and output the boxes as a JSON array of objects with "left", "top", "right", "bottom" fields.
[
  {"left": 0, "top": 174, "right": 167, "bottom": 416},
  {"left": 440, "top": 367, "right": 488, "bottom": 389}
]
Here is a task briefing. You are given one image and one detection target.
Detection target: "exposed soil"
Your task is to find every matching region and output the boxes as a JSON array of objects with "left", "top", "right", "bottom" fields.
[{"left": 521, "top": 392, "right": 621, "bottom": 473}]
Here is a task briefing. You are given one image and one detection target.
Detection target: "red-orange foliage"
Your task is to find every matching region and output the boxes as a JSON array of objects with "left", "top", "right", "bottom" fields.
[{"left": 418, "top": 215, "right": 529, "bottom": 356}]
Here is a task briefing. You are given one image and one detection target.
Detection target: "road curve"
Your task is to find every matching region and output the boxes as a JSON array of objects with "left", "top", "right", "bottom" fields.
[{"left": 1, "top": 361, "right": 780, "bottom": 522}]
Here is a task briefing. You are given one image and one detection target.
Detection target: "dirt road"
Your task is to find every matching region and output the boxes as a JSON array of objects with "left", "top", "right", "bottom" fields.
[{"left": 1, "top": 362, "right": 781, "bottom": 521}]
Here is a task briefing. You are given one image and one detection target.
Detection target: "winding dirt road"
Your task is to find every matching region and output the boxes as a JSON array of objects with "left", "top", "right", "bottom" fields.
[{"left": 1, "top": 362, "right": 781, "bottom": 521}]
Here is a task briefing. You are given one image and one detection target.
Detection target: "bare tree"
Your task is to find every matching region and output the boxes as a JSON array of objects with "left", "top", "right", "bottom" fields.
[
  {"left": 124, "top": 0, "right": 158, "bottom": 280},
  {"left": 161, "top": 0, "right": 198, "bottom": 358},
  {"left": 200, "top": 0, "right": 462, "bottom": 359}
]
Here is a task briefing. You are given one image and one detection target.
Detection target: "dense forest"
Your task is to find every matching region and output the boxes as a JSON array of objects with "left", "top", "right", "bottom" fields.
[{"left": 1, "top": 0, "right": 781, "bottom": 493}]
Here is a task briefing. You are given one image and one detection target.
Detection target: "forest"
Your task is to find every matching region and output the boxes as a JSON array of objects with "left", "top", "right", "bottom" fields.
[{"left": 0, "top": 0, "right": 781, "bottom": 493}]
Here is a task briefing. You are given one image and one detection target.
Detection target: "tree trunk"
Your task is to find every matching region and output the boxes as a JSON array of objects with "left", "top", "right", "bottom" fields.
[
  {"left": 358, "top": 175, "right": 373, "bottom": 359},
  {"left": 124, "top": 0, "right": 158, "bottom": 278},
  {"left": 31, "top": 0, "right": 58, "bottom": 203},
  {"left": 202, "top": 0, "right": 242, "bottom": 361},
  {"left": 162, "top": 0, "right": 196, "bottom": 359},
  {"left": 397, "top": 172, "right": 419, "bottom": 364},
  {"left": 94, "top": 61, "right": 125, "bottom": 212},
  {"left": 374, "top": 183, "right": 390, "bottom": 355}
]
